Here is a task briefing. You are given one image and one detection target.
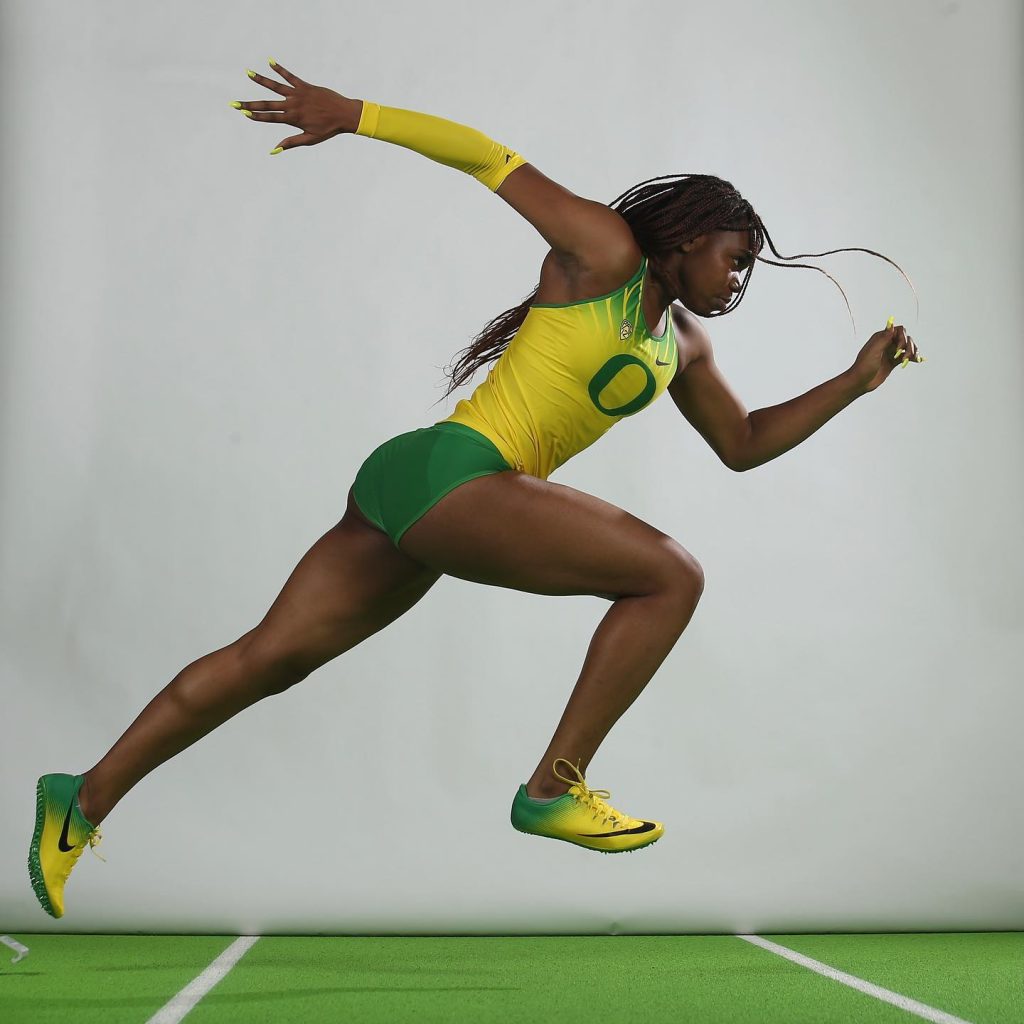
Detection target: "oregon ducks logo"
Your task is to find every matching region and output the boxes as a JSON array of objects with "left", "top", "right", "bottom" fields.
[
  {"left": 619, "top": 318, "right": 634, "bottom": 341},
  {"left": 588, "top": 354, "right": 657, "bottom": 417}
]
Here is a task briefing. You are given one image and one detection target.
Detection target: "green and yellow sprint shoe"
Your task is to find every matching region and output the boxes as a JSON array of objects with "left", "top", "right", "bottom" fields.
[
  {"left": 511, "top": 758, "right": 663, "bottom": 854},
  {"left": 28, "top": 773, "right": 105, "bottom": 918}
]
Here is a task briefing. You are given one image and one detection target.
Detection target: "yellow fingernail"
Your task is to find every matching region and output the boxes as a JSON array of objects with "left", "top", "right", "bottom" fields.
[
  {"left": 246, "top": 68, "right": 257, "bottom": 79},
  {"left": 270, "top": 147, "right": 284, "bottom": 156},
  {"left": 229, "top": 101, "right": 242, "bottom": 109},
  {"left": 269, "top": 57, "right": 278, "bottom": 67},
  {"left": 919, "top": 356, "right": 927, "bottom": 362},
  {"left": 902, "top": 357, "right": 909, "bottom": 368},
  {"left": 243, "top": 110, "right": 253, "bottom": 118},
  {"left": 886, "top": 316, "right": 894, "bottom": 329},
  {"left": 895, "top": 349, "right": 905, "bottom": 358}
]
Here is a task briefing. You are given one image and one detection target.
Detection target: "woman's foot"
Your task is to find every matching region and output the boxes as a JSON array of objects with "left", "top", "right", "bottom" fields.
[
  {"left": 28, "top": 773, "right": 105, "bottom": 918},
  {"left": 511, "top": 758, "right": 663, "bottom": 854}
]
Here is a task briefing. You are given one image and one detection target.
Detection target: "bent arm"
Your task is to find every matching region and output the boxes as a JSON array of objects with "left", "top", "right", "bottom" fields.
[
  {"left": 670, "top": 308, "right": 866, "bottom": 472},
  {"left": 740, "top": 371, "right": 865, "bottom": 472}
]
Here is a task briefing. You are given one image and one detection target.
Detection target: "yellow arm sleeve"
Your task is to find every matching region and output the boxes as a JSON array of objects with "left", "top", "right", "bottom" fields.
[{"left": 354, "top": 101, "right": 527, "bottom": 193}]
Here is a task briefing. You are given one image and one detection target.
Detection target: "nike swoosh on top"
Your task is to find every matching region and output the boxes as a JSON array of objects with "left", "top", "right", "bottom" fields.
[
  {"left": 57, "top": 799, "right": 76, "bottom": 852},
  {"left": 656, "top": 358, "right": 671, "bottom": 366},
  {"left": 578, "top": 821, "right": 658, "bottom": 838}
]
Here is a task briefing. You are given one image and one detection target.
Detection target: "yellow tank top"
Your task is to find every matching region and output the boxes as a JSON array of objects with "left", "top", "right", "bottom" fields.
[{"left": 439, "top": 255, "right": 678, "bottom": 479}]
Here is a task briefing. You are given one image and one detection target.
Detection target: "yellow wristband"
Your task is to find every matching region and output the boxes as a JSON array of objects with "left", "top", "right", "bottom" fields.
[{"left": 356, "top": 100, "right": 380, "bottom": 137}]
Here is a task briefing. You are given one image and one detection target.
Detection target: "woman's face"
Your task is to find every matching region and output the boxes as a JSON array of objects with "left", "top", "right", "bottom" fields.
[{"left": 676, "top": 229, "right": 754, "bottom": 316}]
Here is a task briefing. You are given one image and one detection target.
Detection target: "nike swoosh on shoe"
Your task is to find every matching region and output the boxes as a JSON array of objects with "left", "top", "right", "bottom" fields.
[
  {"left": 57, "top": 801, "right": 76, "bottom": 852},
  {"left": 578, "top": 821, "right": 658, "bottom": 838}
]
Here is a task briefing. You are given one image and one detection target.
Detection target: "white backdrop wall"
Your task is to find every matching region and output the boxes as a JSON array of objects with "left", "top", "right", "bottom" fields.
[{"left": 1, "top": 0, "right": 1021, "bottom": 935}]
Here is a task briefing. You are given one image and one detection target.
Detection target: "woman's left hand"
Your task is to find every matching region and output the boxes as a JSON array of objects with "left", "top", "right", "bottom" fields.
[
  {"left": 234, "top": 59, "right": 357, "bottom": 153},
  {"left": 850, "top": 323, "right": 923, "bottom": 394}
]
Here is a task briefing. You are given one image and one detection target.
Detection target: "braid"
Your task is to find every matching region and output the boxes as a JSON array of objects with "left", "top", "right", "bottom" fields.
[{"left": 434, "top": 173, "right": 915, "bottom": 405}]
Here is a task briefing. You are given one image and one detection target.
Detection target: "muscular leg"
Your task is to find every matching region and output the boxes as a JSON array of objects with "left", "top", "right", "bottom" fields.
[
  {"left": 78, "top": 489, "right": 441, "bottom": 826},
  {"left": 399, "top": 471, "right": 704, "bottom": 798}
]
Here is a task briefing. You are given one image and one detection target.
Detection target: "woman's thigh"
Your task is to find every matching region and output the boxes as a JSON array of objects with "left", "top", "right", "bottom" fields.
[
  {"left": 242, "top": 487, "right": 442, "bottom": 682},
  {"left": 398, "top": 470, "right": 703, "bottom": 601}
]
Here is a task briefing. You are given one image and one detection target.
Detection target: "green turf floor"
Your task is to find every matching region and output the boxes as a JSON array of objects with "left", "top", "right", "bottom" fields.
[{"left": 1, "top": 933, "right": 1021, "bottom": 1023}]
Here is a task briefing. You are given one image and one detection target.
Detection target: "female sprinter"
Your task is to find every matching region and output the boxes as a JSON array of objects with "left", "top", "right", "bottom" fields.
[{"left": 29, "top": 60, "right": 921, "bottom": 918}]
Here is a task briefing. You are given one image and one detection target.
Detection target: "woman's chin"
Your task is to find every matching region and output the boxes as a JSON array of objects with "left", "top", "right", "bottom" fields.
[
  {"left": 680, "top": 296, "right": 725, "bottom": 317},
  {"left": 685, "top": 302, "right": 717, "bottom": 318}
]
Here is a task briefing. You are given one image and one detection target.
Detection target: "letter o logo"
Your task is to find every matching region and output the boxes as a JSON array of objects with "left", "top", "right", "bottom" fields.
[{"left": 587, "top": 354, "right": 657, "bottom": 417}]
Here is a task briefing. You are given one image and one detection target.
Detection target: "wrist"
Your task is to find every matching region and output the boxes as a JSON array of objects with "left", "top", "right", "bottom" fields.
[
  {"left": 341, "top": 97, "right": 365, "bottom": 135},
  {"left": 842, "top": 366, "right": 870, "bottom": 399}
]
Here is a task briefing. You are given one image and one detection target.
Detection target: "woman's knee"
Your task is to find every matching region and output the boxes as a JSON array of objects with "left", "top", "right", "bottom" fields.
[
  {"left": 236, "top": 631, "right": 316, "bottom": 697},
  {"left": 656, "top": 536, "right": 705, "bottom": 604}
]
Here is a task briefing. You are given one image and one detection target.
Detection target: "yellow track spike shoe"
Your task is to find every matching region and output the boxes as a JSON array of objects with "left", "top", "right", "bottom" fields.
[
  {"left": 510, "top": 758, "right": 663, "bottom": 854},
  {"left": 28, "top": 773, "right": 105, "bottom": 918}
]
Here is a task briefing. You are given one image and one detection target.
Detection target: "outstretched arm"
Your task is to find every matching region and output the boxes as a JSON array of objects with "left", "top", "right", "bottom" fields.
[
  {"left": 352, "top": 102, "right": 633, "bottom": 261},
  {"left": 351, "top": 100, "right": 526, "bottom": 191},
  {"left": 238, "top": 60, "right": 634, "bottom": 266}
]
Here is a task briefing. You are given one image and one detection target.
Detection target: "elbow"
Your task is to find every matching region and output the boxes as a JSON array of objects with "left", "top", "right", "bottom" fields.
[
  {"left": 720, "top": 442, "right": 747, "bottom": 472},
  {"left": 727, "top": 420, "right": 753, "bottom": 472}
]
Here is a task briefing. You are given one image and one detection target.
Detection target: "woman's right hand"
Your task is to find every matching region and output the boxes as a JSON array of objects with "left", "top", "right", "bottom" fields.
[
  {"left": 849, "top": 323, "right": 921, "bottom": 393},
  {"left": 235, "top": 59, "right": 362, "bottom": 153}
]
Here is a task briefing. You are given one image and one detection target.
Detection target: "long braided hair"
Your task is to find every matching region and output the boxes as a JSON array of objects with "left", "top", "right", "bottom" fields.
[{"left": 437, "top": 173, "right": 916, "bottom": 402}]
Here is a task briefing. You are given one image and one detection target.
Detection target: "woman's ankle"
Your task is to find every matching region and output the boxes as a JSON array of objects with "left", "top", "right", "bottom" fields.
[
  {"left": 77, "top": 775, "right": 105, "bottom": 827},
  {"left": 525, "top": 778, "right": 570, "bottom": 800}
]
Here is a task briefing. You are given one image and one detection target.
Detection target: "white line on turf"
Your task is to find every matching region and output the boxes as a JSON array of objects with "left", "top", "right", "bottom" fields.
[
  {"left": 146, "top": 935, "right": 260, "bottom": 1024},
  {"left": 736, "top": 935, "right": 975, "bottom": 1024},
  {"left": 0, "top": 935, "right": 30, "bottom": 963}
]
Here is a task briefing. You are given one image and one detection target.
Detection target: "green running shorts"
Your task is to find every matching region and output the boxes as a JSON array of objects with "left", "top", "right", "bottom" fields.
[{"left": 351, "top": 421, "right": 514, "bottom": 548}]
